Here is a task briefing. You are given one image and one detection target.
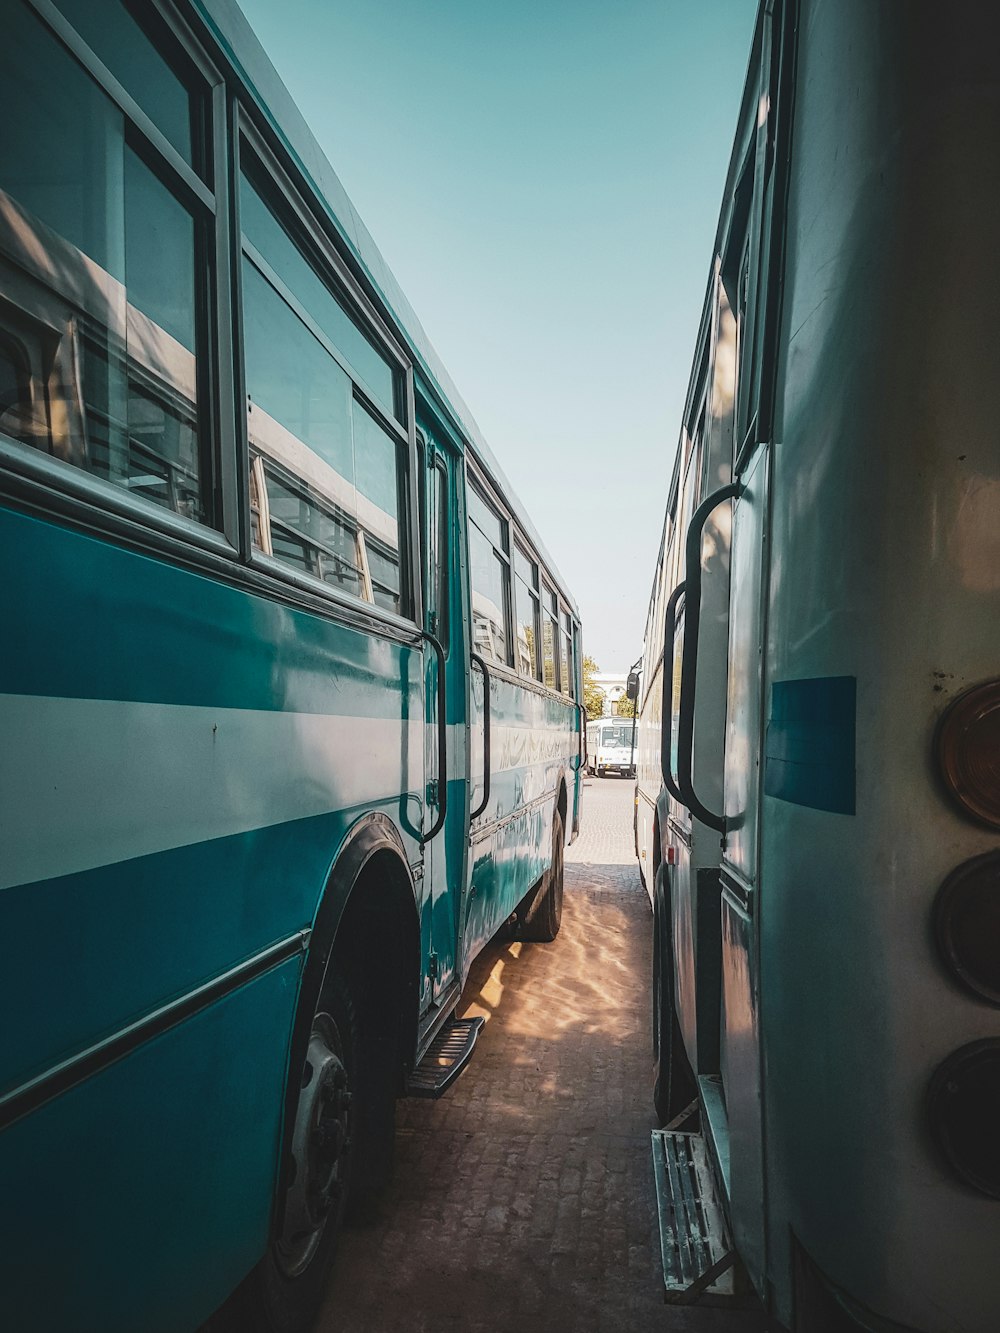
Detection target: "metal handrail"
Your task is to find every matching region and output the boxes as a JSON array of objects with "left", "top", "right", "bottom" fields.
[
  {"left": 470, "top": 651, "right": 491, "bottom": 820},
  {"left": 421, "top": 631, "right": 448, "bottom": 845},
  {"left": 676, "top": 482, "right": 742, "bottom": 833},
  {"left": 659, "top": 580, "right": 686, "bottom": 803}
]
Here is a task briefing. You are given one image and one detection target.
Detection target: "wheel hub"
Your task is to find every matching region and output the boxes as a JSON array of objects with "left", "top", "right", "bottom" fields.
[{"left": 277, "top": 1013, "right": 352, "bottom": 1276}]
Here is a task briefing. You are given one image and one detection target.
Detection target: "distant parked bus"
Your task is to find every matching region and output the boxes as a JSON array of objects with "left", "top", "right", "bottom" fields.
[
  {"left": 0, "top": 2, "right": 584, "bottom": 1330},
  {"left": 635, "top": 1, "right": 1000, "bottom": 1329},
  {"left": 586, "top": 717, "right": 637, "bottom": 779}
]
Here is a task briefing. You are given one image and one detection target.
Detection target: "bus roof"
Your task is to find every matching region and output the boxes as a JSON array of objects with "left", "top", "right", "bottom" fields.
[{"left": 196, "top": 0, "right": 579, "bottom": 620}]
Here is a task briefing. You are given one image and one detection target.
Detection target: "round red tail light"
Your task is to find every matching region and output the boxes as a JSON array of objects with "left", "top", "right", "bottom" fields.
[
  {"left": 928, "top": 1041, "right": 1000, "bottom": 1198},
  {"left": 936, "top": 680, "right": 1000, "bottom": 829},
  {"left": 933, "top": 852, "right": 1000, "bottom": 1005}
]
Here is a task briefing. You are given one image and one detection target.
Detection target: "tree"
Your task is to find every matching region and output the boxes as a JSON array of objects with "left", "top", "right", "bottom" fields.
[
  {"left": 615, "top": 692, "right": 636, "bottom": 719},
  {"left": 582, "top": 655, "right": 605, "bottom": 721}
]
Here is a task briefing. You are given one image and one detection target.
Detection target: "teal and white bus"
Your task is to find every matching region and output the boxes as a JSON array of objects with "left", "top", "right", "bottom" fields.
[
  {"left": 636, "top": 1, "right": 1000, "bottom": 1329},
  {"left": 0, "top": 2, "right": 584, "bottom": 1329}
]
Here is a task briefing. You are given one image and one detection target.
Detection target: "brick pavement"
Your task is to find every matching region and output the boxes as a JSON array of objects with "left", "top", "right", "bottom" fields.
[{"left": 317, "top": 778, "right": 768, "bottom": 1333}]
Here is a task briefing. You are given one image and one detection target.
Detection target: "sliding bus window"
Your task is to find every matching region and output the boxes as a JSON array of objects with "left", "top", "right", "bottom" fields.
[
  {"left": 240, "top": 164, "right": 406, "bottom": 616},
  {"left": 0, "top": 0, "right": 216, "bottom": 527},
  {"left": 239, "top": 164, "right": 401, "bottom": 425},
  {"left": 560, "top": 610, "right": 574, "bottom": 698},
  {"left": 52, "top": 0, "right": 208, "bottom": 179},
  {"left": 468, "top": 481, "right": 510, "bottom": 666},
  {"left": 541, "top": 583, "right": 559, "bottom": 691},
  {"left": 427, "top": 457, "right": 449, "bottom": 645},
  {"left": 514, "top": 544, "right": 540, "bottom": 679}
]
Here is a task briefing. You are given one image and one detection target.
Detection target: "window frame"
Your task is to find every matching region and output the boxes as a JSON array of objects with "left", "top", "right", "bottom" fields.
[
  {"left": 0, "top": 0, "right": 235, "bottom": 558},
  {"left": 463, "top": 456, "right": 579, "bottom": 701},
  {"left": 513, "top": 541, "right": 541, "bottom": 681},
  {"left": 558, "top": 607, "right": 574, "bottom": 699},
  {"left": 540, "top": 579, "right": 560, "bottom": 693},
  {"left": 234, "top": 117, "right": 420, "bottom": 626},
  {"left": 466, "top": 465, "right": 513, "bottom": 668}
]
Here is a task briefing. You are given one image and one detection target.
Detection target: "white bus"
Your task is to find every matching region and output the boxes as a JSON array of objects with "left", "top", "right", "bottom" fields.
[
  {"left": 585, "top": 717, "right": 636, "bottom": 779},
  {"left": 635, "top": 1, "right": 1000, "bottom": 1329}
]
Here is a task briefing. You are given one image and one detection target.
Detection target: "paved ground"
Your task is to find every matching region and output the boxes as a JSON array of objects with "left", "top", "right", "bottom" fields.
[{"left": 318, "top": 778, "right": 769, "bottom": 1333}]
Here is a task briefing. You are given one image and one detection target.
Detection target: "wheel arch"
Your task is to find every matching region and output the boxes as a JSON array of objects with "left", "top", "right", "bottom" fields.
[
  {"left": 556, "top": 771, "right": 568, "bottom": 839},
  {"left": 276, "top": 812, "right": 420, "bottom": 1206}
]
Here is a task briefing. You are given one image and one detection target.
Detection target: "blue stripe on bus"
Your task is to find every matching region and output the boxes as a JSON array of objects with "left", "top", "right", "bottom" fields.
[
  {"left": 0, "top": 955, "right": 300, "bottom": 1333},
  {"left": 764, "top": 676, "right": 856, "bottom": 815},
  {"left": 0, "top": 808, "right": 363, "bottom": 1098},
  {"left": 1, "top": 507, "right": 421, "bottom": 714}
]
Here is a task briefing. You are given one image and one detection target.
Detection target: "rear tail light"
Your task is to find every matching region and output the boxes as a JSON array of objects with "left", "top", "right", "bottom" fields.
[
  {"left": 927, "top": 1041, "right": 1000, "bottom": 1198},
  {"left": 933, "top": 852, "right": 1000, "bottom": 1005},
  {"left": 935, "top": 679, "right": 1000, "bottom": 829}
]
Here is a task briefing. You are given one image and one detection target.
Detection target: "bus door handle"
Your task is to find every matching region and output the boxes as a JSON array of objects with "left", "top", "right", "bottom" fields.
[
  {"left": 676, "top": 481, "right": 743, "bottom": 834},
  {"left": 422, "top": 631, "right": 447, "bottom": 846},
  {"left": 470, "top": 651, "right": 491, "bottom": 821},
  {"left": 660, "top": 580, "right": 686, "bottom": 804},
  {"left": 577, "top": 701, "right": 588, "bottom": 771}
]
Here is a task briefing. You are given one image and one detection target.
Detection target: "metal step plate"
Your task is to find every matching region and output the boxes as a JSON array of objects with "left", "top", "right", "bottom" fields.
[
  {"left": 407, "top": 1016, "right": 485, "bottom": 1098},
  {"left": 651, "top": 1129, "right": 740, "bottom": 1305}
]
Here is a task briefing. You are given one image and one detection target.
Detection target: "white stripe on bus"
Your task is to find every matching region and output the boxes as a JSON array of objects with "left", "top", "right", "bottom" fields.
[
  {"left": 1, "top": 694, "right": 423, "bottom": 892},
  {"left": 1, "top": 697, "right": 577, "bottom": 891}
]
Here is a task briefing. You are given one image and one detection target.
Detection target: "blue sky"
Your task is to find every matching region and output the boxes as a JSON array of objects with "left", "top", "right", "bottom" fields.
[{"left": 238, "top": 0, "right": 757, "bottom": 671}]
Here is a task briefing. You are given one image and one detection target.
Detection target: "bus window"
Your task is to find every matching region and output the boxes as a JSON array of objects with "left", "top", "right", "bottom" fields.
[
  {"left": 52, "top": 0, "right": 207, "bottom": 178},
  {"left": 468, "top": 481, "right": 511, "bottom": 664},
  {"left": 428, "top": 456, "right": 449, "bottom": 643},
  {"left": 240, "top": 165, "right": 400, "bottom": 423},
  {"left": 560, "top": 610, "right": 573, "bottom": 697},
  {"left": 241, "top": 184, "right": 405, "bottom": 614},
  {"left": 541, "top": 583, "right": 559, "bottom": 690},
  {"left": 0, "top": 2, "right": 213, "bottom": 525},
  {"left": 514, "top": 544, "right": 540, "bottom": 678}
]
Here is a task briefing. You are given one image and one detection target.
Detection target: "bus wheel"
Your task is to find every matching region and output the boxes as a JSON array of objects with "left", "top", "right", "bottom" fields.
[
  {"left": 232, "top": 966, "right": 359, "bottom": 1333},
  {"left": 517, "top": 809, "right": 565, "bottom": 943},
  {"left": 652, "top": 865, "right": 696, "bottom": 1125}
]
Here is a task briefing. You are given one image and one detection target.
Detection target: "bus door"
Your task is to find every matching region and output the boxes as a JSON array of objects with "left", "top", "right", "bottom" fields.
[
  {"left": 419, "top": 430, "right": 468, "bottom": 1015},
  {"left": 714, "top": 8, "right": 787, "bottom": 1261}
]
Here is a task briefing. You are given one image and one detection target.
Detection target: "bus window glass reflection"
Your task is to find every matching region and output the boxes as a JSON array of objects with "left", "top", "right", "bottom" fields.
[{"left": 0, "top": 3, "right": 212, "bottom": 524}]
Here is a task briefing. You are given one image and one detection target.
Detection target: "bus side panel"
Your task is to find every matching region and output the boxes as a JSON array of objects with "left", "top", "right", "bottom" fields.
[
  {"left": 465, "top": 673, "right": 574, "bottom": 965},
  {"left": 1, "top": 509, "right": 423, "bottom": 1096},
  {"left": 2, "top": 814, "right": 353, "bottom": 1096},
  {"left": 0, "top": 957, "right": 301, "bottom": 1333},
  {"left": 761, "top": 3, "right": 1000, "bottom": 1326}
]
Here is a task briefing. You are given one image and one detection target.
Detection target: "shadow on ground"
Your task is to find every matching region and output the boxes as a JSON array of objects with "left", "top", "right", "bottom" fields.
[{"left": 318, "top": 799, "right": 770, "bottom": 1333}]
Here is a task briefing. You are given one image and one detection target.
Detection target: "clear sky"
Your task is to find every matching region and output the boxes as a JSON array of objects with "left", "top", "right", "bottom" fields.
[{"left": 238, "top": 0, "right": 757, "bottom": 672}]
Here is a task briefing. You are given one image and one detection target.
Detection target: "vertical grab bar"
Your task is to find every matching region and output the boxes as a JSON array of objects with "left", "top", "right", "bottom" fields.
[
  {"left": 421, "top": 631, "right": 448, "bottom": 845},
  {"left": 659, "top": 580, "right": 686, "bottom": 804},
  {"left": 577, "top": 701, "right": 588, "bottom": 772},
  {"left": 470, "top": 651, "right": 491, "bottom": 821},
  {"left": 676, "top": 481, "right": 742, "bottom": 834}
]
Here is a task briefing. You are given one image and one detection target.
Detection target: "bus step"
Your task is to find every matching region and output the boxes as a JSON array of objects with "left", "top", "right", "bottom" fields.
[
  {"left": 407, "top": 1017, "right": 485, "bottom": 1098},
  {"left": 651, "top": 1129, "right": 742, "bottom": 1305}
]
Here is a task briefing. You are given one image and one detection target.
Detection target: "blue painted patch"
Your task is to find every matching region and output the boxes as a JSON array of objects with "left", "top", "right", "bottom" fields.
[{"left": 764, "top": 676, "right": 856, "bottom": 815}]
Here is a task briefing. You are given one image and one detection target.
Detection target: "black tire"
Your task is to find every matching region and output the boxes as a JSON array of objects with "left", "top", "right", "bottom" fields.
[
  {"left": 222, "top": 960, "right": 382, "bottom": 1333},
  {"left": 516, "top": 809, "right": 565, "bottom": 943},
  {"left": 652, "top": 864, "right": 697, "bottom": 1125}
]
